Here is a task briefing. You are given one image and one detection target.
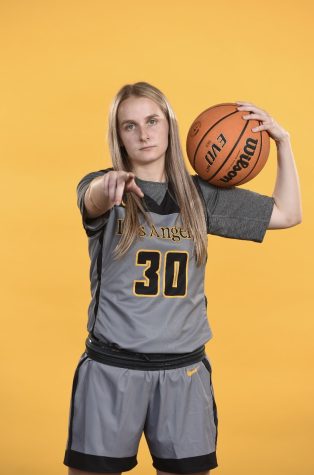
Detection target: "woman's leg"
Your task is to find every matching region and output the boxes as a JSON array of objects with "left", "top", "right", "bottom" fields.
[
  {"left": 68, "top": 468, "right": 121, "bottom": 475},
  {"left": 145, "top": 358, "right": 217, "bottom": 475},
  {"left": 157, "top": 471, "right": 210, "bottom": 475}
]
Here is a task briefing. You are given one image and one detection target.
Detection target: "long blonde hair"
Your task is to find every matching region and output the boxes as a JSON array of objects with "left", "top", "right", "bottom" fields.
[{"left": 107, "top": 81, "right": 208, "bottom": 266}]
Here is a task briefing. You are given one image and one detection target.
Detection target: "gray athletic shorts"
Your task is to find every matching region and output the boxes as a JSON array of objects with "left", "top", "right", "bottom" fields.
[{"left": 63, "top": 340, "right": 218, "bottom": 473}]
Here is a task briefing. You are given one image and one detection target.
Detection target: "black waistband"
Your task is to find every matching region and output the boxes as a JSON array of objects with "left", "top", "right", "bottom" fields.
[{"left": 85, "top": 335, "right": 206, "bottom": 370}]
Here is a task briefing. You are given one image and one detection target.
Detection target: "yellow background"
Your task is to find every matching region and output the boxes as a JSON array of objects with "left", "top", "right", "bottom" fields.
[{"left": 1, "top": 1, "right": 313, "bottom": 474}]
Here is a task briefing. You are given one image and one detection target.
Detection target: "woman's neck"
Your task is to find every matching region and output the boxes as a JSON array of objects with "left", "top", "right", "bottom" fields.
[
  {"left": 136, "top": 176, "right": 168, "bottom": 184},
  {"left": 130, "top": 162, "right": 167, "bottom": 183}
]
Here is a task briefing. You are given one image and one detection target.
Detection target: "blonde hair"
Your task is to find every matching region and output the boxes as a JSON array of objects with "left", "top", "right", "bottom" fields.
[{"left": 107, "top": 81, "right": 208, "bottom": 266}]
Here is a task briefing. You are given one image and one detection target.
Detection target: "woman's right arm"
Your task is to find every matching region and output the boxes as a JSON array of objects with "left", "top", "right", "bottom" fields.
[
  {"left": 84, "top": 176, "right": 111, "bottom": 219},
  {"left": 84, "top": 171, "right": 144, "bottom": 219}
]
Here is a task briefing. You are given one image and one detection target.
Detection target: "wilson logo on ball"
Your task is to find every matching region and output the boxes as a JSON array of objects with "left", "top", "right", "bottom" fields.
[
  {"left": 186, "top": 103, "right": 270, "bottom": 188},
  {"left": 220, "top": 137, "right": 259, "bottom": 184}
]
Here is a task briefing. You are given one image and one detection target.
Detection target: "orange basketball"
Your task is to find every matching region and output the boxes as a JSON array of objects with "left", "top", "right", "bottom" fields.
[{"left": 186, "top": 103, "right": 270, "bottom": 188}]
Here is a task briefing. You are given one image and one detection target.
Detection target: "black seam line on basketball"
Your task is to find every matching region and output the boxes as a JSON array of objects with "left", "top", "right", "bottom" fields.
[
  {"left": 190, "top": 103, "right": 238, "bottom": 129},
  {"left": 206, "top": 119, "right": 250, "bottom": 182},
  {"left": 67, "top": 355, "right": 89, "bottom": 450},
  {"left": 91, "top": 229, "right": 105, "bottom": 336},
  {"left": 192, "top": 110, "right": 239, "bottom": 168},
  {"left": 234, "top": 129, "right": 263, "bottom": 186}
]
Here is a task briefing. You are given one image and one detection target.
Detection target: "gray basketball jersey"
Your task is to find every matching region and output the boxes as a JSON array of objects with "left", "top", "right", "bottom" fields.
[{"left": 76, "top": 168, "right": 274, "bottom": 353}]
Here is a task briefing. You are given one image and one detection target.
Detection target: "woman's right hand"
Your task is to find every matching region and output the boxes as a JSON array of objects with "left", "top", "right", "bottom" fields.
[
  {"left": 102, "top": 170, "right": 144, "bottom": 206},
  {"left": 86, "top": 170, "right": 145, "bottom": 218},
  {"left": 91, "top": 170, "right": 144, "bottom": 208}
]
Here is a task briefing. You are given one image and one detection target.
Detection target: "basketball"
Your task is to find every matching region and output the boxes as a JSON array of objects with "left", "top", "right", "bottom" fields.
[{"left": 186, "top": 103, "right": 270, "bottom": 188}]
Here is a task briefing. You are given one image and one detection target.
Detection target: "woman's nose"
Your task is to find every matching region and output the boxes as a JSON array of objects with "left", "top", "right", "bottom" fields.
[{"left": 139, "top": 125, "right": 149, "bottom": 141}]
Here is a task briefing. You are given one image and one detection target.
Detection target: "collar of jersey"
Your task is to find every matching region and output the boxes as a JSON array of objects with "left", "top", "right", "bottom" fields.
[
  {"left": 141, "top": 181, "right": 179, "bottom": 215},
  {"left": 99, "top": 168, "right": 180, "bottom": 214}
]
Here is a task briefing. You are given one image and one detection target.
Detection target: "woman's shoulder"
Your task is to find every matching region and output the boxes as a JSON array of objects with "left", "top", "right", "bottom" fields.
[{"left": 190, "top": 173, "right": 220, "bottom": 198}]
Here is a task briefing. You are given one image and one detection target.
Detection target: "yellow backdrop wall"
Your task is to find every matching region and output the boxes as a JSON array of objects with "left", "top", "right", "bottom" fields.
[{"left": 1, "top": 1, "right": 312, "bottom": 474}]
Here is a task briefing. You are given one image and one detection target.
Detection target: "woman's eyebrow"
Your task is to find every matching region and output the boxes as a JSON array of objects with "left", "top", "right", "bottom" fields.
[{"left": 120, "top": 114, "right": 161, "bottom": 126}]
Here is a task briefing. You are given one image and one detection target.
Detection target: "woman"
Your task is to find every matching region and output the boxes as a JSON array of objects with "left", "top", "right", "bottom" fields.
[{"left": 63, "top": 82, "right": 302, "bottom": 475}]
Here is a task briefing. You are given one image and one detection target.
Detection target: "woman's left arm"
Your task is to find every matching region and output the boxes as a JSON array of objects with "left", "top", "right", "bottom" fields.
[{"left": 236, "top": 101, "right": 302, "bottom": 229}]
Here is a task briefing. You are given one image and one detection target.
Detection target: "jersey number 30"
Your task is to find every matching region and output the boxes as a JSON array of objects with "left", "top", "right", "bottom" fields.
[{"left": 133, "top": 250, "right": 188, "bottom": 298}]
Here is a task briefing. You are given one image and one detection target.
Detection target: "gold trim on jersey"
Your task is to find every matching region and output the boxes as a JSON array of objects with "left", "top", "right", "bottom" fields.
[
  {"left": 133, "top": 249, "right": 189, "bottom": 298},
  {"left": 133, "top": 249, "right": 161, "bottom": 297},
  {"left": 163, "top": 251, "right": 188, "bottom": 298}
]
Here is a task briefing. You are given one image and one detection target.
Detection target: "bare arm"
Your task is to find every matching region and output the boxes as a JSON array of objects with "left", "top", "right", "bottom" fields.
[
  {"left": 84, "top": 176, "right": 111, "bottom": 219},
  {"left": 268, "top": 136, "right": 302, "bottom": 229},
  {"left": 237, "top": 101, "right": 302, "bottom": 229},
  {"left": 84, "top": 170, "right": 144, "bottom": 219}
]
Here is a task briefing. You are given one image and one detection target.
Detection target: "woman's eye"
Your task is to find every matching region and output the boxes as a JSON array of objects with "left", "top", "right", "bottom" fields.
[{"left": 125, "top": 119, "right": 157, "bottom": 130}]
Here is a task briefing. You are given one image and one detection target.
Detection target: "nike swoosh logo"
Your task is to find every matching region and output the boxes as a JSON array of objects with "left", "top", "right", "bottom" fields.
[{"left": 186, "top": 366, "right": 199, "bottom": 376}]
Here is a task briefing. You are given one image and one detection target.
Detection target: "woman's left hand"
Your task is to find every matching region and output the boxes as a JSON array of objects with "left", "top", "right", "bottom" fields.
[{"left": 236, "top": 101, "right": 290, "bottom": 144}]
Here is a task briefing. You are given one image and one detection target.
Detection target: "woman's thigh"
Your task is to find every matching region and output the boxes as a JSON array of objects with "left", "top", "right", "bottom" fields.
[
  {"left": 145, "top": 355, "right": 218, "bottom": 474},
  {"left": 64, "top": 353, "right": 149, "bottom": 473}
]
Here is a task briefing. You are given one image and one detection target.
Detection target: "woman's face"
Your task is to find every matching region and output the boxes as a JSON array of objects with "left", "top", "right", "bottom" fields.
[{"left": 117, "top": 96, "right": 169, "bottom": 169}]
